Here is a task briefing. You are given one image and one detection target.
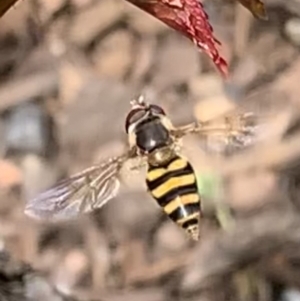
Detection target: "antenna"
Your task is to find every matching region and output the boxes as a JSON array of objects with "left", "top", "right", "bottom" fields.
[{"left": 130, "top": 95, "right": 147, "bottom": 108}]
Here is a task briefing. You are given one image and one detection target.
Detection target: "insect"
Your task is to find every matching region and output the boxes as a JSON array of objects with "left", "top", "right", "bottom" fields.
[{"left": 24, "top": 96, "right": 256, "bottom": 240}]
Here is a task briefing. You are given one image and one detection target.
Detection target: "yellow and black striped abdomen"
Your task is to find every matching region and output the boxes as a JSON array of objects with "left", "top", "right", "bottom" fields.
[{"left": 146, "top": 155, "right": 201, "bottom": 240}]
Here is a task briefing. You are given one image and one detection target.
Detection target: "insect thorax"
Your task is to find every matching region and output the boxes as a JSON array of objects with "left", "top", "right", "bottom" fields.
[
  {"left": 133, "top": 116, "right": 175, "bottom": 165},
  {"left": 134, "top": 115, "right": 169, "bottom": 146},
  {"left": 147, "top": 146, "right": 176, "bottom": 166}
]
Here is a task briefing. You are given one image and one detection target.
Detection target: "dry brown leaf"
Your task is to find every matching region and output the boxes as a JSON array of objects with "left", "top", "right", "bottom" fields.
[
  {"left": 0, "top": 0, "right": 19, "bottom": 18},
  {"left": 238, "top": 0, "right": 268, "bottom": 20}
]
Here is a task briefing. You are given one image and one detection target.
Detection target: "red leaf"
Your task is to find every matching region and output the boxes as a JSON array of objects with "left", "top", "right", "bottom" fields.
[{"left": 126, "top": 0, "right": 228, "bottom": 77}]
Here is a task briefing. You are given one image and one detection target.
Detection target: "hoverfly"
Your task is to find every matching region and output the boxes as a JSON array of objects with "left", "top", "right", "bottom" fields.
[{"left": 24, "top": 96, "right": 256, "bottom": 241}]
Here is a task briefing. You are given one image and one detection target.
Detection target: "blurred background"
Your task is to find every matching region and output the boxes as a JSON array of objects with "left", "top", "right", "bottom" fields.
[{"left": 1, "top": 0, "right": 300, "bottom": 301}]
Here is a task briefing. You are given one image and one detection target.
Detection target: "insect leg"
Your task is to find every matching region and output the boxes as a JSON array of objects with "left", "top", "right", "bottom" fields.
[
  {"left": 129, "top": 157, "right": 147, "bottom": 171},
  {"left": 172, "top": 121, "right": 228, "bottom": 138},
  {"left": 173, "top": 113, "right": 256, "bottom": 139},
  {"left": 170, "top": 122, "right": 199, "bottom": 138}
]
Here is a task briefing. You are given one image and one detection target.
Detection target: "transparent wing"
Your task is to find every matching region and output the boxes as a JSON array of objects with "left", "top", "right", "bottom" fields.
[
  {"left": 173, "top": 89, "right": 294, "bottom": 155},
  {"left": 199, "top": 111, "right": 258, "bottom": 155},
  {"left": 172, "top": 112, "right": 258, "bottom": 154},
  {"left": 24, "top": 153, "right": 132, "bottom": 221}
]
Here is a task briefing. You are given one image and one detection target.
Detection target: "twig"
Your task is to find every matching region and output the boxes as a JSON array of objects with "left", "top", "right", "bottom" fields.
[
  {"left": 211, "top": 132, "right": 300, "bottom": 176},
  {"left": 126, "top": 250, "right": 194, "bottom": 285},
  {"left": 181, "top": 207, "right": 300, "bottom": 292},
  {"left": 0, "top": 250, "right": 90, "bottom": 301},
  {"left": 234, "top": 4, "right": 253, "bottom": 58},
  {"left": 0, "top": 70, "right": 58, "bottom": 112}
]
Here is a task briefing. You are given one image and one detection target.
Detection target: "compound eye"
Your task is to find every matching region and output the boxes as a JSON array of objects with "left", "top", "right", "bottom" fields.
[
  {"left": 149, "top": 104, "right": 165, "bottom": 115},
  {"left": 125, "top": 108, "right": 147, "bottom": 133}
]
